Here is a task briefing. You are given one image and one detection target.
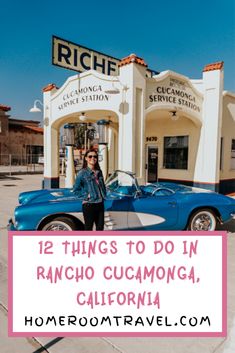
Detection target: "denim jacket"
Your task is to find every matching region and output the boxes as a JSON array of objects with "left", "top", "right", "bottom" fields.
[{"left": 73, "top": 167, "right": 106, "bottom": 203}]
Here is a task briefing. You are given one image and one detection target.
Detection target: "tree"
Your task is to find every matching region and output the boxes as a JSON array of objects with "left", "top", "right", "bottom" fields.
[{"left": 74, "top": 123, "right": 96, "bottom": 149}]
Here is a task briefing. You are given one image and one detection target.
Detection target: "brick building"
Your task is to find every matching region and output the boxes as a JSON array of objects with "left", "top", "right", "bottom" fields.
[{"left": 0, "top": 104, "right": 43, "bottom": 165}]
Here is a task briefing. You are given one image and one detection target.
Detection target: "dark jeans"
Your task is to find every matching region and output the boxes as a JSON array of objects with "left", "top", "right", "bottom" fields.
[{"left": 82, "top": 202, "right": 104, "bottom": 230}]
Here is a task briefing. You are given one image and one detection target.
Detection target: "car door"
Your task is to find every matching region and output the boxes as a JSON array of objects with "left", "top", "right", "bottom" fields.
[
  {"left": 104, "top": 170, "right": 138, "bottom": 230},
  {"left": 128, "top": 189, "right": 178, "bottom": 230}
]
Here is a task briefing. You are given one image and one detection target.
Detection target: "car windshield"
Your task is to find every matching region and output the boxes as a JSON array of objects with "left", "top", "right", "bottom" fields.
[{"left": 106, "top": 171, "right": 139, "bottom": 196}]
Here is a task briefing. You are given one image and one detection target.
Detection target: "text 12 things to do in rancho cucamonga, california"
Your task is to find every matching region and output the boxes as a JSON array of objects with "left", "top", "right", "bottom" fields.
[{"left": 8, "top": 231, "right": 226, "bottom": 337}]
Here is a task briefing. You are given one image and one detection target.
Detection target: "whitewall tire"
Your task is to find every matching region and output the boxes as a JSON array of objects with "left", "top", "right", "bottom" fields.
[{"left": 188, "top": 209, "right": 217, "bottom": 231}]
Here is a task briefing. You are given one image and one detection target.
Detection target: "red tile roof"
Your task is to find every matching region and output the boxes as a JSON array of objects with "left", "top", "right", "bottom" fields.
[
  {"left": 119, "top": 54, "right": 148, "bottom": 68},
  {"left": 24, "top": 125, "right": 43, "bottom": 133},
  {"left": 0, "top": 104, "right": 11, "bottom": 112},
  {"left": 203, "top": 61, "right": 224, "bottom": 72},
  {"left": 9, "top": 118, "right": 41, "bottom": 125},
  {"left": 42, "top": 83, "right": 58, "bottom": 92}
]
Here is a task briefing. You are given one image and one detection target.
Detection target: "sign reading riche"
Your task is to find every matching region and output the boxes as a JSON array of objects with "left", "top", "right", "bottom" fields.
[{"left": 52, "top": 36, "right": 120, "bottom": 76}]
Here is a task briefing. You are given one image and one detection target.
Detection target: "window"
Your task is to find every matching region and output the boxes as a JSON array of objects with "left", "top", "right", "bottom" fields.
[
  {"left": 106, "top": 171, "right": 138, "bottom": 196},
  {"left": 26, "top": 145, "right": 43, "bottom": 164},
  {"left": 231, "top": 139, "right": 235, "bottom": 170},
  {"left": 163, "top": 136, "right": 188, "bottom": 169}
]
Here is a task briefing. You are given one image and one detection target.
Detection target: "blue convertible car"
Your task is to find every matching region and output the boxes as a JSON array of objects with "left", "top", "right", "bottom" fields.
[{"left": 9, "top": 170, "right": 235, "bottom": 231}]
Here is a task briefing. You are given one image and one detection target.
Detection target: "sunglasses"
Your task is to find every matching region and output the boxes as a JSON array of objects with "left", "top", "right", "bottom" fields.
[{"left": 87, "top": 155, "right": 97, "bottom": 159}]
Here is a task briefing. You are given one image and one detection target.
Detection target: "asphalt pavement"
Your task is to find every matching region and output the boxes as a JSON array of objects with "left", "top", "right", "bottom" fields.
[{"left": 0, "top": 174, "right": 235, "bottom": 353}]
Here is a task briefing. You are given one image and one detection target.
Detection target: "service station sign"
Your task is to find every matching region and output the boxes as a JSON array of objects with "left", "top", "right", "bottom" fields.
[{"left": 147, "top": 77, "right": 203, "bottom": 117}]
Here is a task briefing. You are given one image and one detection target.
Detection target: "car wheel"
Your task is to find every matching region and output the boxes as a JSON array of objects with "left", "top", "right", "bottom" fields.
[
  {"left": 41, "top": 217, "right": 77, "bottom": 231},
  {"left": 188, "top": 209, "right": 217, "bottom": 231}
]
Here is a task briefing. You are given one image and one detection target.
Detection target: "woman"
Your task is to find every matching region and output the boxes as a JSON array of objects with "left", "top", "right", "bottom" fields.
[{"left": 73, "top": 149, "right": 106, "bottom": 230}]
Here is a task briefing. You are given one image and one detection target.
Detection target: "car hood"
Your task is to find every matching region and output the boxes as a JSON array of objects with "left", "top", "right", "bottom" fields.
[{"left": 18, "top": 188, "right": 78, "bottom": 205}]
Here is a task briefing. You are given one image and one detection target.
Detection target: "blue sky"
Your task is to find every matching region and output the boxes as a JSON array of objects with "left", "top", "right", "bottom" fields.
[{"left": 0, "top": 0, "right": 234, "bottom": 122}]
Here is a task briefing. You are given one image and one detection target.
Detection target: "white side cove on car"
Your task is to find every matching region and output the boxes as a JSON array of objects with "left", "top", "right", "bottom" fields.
[
  {"left": 190, "top": 187, "right": 213, "bottom": 193},
  {"left": 127, "top": 212, "right": 165, "bottom": 229},
  {"left": 69, "top": 211, "right": 165, "bottom": 230}
]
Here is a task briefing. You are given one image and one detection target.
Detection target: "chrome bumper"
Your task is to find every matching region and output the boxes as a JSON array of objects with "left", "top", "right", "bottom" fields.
[{"left": 7, "top": 218, "right": 17, "bottom": 231}]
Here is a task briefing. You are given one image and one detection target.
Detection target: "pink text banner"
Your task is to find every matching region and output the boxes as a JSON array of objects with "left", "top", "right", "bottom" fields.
[{"left": 8, "top": 231, "right": 227, "bottom": 337}]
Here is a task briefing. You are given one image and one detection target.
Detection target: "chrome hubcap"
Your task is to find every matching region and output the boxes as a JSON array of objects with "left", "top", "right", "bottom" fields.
[
  {"left": 43, "top": 222, "right": 72, "bottom": 231},
  {"left": 192, "top": 213, "right": 213, "bottom": 231}
]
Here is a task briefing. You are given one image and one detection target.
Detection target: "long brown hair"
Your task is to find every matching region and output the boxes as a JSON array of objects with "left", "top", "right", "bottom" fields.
[{"left": 82, "top": 149, "right": 101, "bottom": 170}]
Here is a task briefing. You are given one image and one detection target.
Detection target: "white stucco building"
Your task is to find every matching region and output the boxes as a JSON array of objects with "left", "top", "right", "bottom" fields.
[{"left": 42, "top": 54, "right": 235, "bottom": 194}]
